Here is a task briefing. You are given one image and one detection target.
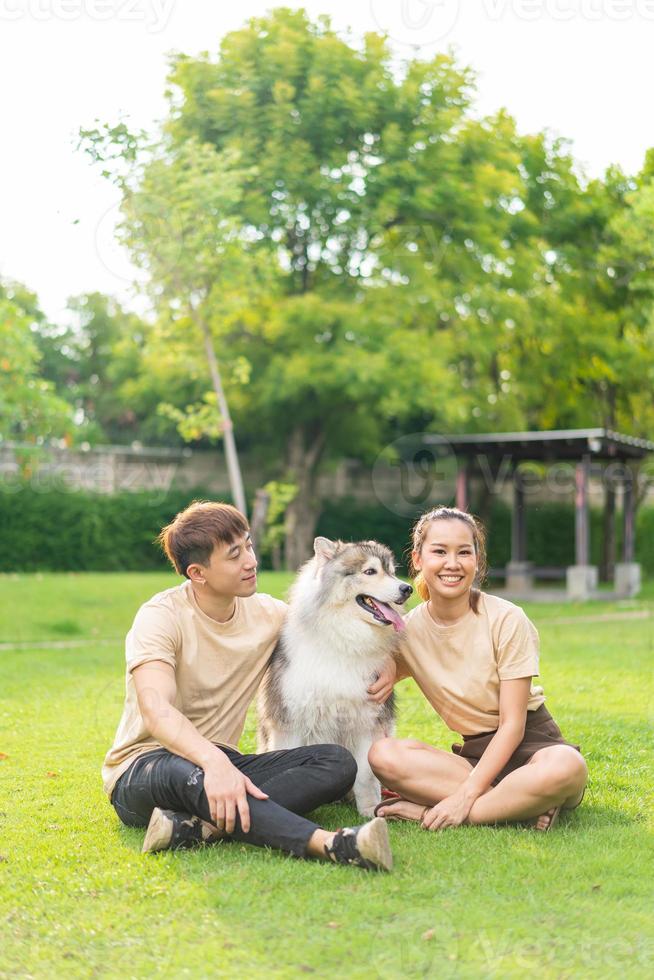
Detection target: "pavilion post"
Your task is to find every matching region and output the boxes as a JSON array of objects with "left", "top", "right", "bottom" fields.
[
  {"left": 506, "top": 465, "right": 533, "bottom": 594},
  {"left": 511, "top": 469, "right": 527, "bottom": 562},
  {"left": 622, "top": 472, "right": 635, "bottom": 562},
  {"left": 455, "top": 461, "right": 469, "bottom": 511},
  {"left": 575, "top": 455, "right": 590, "bottom": 565},
  {"left": 566, "top": 454, "right": 598, "bottom": 600},
  {"left": 600, "top": 463, "right": 616, "bottom": 583},
  {"left": 614, "top": 466, "right": 641, "bottom": 597}
]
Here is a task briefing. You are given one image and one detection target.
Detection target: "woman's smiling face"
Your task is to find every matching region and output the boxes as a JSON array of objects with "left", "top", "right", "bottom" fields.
[{"left": 413, "top": 518, "right": 477, "bottom": 601}]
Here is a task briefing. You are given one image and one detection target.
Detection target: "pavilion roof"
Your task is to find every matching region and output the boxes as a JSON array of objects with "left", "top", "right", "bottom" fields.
[{"left": 423, "top": 428, "right": 654, "bottom": 461}]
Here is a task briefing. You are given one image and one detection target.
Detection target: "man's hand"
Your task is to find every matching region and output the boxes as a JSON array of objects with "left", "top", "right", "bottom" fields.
[
  {"left": 203, "top": 756, "right": 269, "bottom": 835},
  {"left": 367, "top": 658, "right": 397, "bottom": 704}
]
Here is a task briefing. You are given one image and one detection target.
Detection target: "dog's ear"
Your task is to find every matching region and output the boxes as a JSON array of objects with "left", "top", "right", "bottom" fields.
[{"left": 313, "top": 537, "right": 339, "bottom": 564}]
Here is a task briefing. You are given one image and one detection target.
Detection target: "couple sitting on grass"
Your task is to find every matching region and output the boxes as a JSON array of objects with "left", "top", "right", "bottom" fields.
[{"left": 102, "top": 501, "right": 587, "bottom": 873}]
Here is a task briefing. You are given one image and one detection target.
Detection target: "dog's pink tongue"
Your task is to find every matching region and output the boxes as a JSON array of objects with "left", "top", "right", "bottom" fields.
[{"left": 372, "top": 600, "right": 406, "bottom": 632}]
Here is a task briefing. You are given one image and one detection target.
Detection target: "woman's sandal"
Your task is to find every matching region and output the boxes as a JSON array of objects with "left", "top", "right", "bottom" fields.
[
  {"left": 373, "top": 798, "right": 429, "bottom": 824},
  {"left": 533, "top": 804, "right": 562, "bottom": 831}
]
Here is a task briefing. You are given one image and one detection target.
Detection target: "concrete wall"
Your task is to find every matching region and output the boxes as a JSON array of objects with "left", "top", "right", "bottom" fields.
[
  {"left": 0, "top": 444, "right": 244, "bottom": 497},
  {"left": 1, "top": 444, "right": 651, "bottom": 511}
]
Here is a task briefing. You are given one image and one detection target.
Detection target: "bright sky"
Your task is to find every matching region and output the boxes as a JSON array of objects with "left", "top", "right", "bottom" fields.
[{"left": 1, "top": 0, "right": 653, "bottom": 323}]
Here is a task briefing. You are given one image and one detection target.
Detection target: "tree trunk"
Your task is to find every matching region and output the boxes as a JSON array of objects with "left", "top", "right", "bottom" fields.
[
  {"left": 249, "top": 488, "right": 271, "bottom": 556},
  {"left": 197, "top": 314, "right": 248, "bottom": 516},
  {"left": 283, "top": 424, "right": 325, "bottom": 571}
]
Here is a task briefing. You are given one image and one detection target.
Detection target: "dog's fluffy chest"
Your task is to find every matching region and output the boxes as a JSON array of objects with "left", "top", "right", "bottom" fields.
[
  {"left": 278, "top": 637, "right": 386, "bottom": 736},
  {"left": 281, "top": 652, "right": 371, "bottom": 703}
]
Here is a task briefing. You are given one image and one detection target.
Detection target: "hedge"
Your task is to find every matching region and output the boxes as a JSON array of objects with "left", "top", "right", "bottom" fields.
[
  {"left": 0, "top": 487, "right": 221, "bottom": 572},
  {"left": 1, "top": 486, "right": 653, "bottom": 575}
]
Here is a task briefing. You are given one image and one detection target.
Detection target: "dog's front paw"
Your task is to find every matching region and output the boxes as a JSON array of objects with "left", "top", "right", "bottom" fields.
[{"left": 357, "top": 802, "right": 380, "bottom": 819}]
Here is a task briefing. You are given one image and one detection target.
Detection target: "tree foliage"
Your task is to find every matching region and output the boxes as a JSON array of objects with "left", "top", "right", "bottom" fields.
[
  {"left": 0, "top": 281, "right": 71, "bottom": 446},
  {"left": 68, "top": 9, "right": 654, "bottom": 565}
]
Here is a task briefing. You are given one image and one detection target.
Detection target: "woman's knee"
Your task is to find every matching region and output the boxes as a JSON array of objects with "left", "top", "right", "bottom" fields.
[
  {"left": 532, "top": 747, "right": 588, "bottom": 796},
  {"left": 563, "top": 751, "right": 588, "bottom": 795},
  {"left": 368, "top": 737, "right": 407, "bottom": 779}
]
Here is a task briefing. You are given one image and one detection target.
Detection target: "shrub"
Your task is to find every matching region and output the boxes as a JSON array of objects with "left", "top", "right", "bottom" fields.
[
  {"left": 0, "top": 486, "right": 222, "bottom": 572},
  {"left": 1, "top": 486, "right": 652, "bottom": 574}
]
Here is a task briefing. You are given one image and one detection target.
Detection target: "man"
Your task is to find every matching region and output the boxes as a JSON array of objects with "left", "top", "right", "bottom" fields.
[{"left": 103, "top": 500, "right": 396, "bottom": 871}]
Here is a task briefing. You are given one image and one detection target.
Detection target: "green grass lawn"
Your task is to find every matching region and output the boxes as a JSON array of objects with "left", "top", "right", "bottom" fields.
[{"left": 1, "top": 572, "right": 653, "bottom": 978}]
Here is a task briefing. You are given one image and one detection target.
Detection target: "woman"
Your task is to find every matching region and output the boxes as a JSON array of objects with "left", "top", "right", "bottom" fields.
[{"left": 369, "top": 506, "right": 587, "bottom": 831}]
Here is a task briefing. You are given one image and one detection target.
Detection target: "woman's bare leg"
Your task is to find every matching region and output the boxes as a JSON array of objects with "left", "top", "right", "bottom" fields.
[
  {"left": 466, "top": 745, "right": 587, "bottom": 826},
  {"left": 369, "top": 739, "right": 587, "bottom": 828},
  {"left": 369, "top": 738, "right": 473, "bottom": 820}
]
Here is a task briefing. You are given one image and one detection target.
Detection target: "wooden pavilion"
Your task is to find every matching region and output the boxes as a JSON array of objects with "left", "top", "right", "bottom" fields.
[{"left": 423, "top": 428, "right": 654, "bottom": 600}]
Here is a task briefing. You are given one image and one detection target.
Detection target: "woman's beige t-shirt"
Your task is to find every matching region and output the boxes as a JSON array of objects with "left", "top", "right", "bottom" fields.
[
  {"left": 398, "top": 593, "right": 545, "bottom": 737},
  {"left": 102, "top": 581, "right": 287, "bottom": 797}
]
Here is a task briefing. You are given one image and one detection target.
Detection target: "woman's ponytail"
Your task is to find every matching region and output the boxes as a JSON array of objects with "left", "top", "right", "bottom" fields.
[{"left": 414, "top": 571, "right": 430, "bottom": 602}]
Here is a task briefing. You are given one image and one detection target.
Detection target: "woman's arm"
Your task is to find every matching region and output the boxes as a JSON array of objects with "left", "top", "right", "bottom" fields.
[
  {"left": 422, "top": 677, "right": 531, "bottom": 830},
  {"left": 367, "top": 657, "right": 397, "bottom": 702}
]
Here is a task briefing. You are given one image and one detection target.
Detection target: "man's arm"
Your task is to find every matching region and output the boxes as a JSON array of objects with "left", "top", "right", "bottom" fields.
[{"left": 132, "top": 660, "right": 268, "bottom": 834}]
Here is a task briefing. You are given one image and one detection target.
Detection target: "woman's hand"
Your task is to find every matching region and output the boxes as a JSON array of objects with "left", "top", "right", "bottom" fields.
[
  {"left": 367, "top": 658, "right": 396, "bottom": 703},
  {"left": 421, "top": 790, "right": 475, "bottom": 831}
]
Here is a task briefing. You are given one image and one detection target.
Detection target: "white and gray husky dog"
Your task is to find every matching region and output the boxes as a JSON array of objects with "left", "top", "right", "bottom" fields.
[{"left": 257, "top": 536, "right": 412, "bottom": 816}]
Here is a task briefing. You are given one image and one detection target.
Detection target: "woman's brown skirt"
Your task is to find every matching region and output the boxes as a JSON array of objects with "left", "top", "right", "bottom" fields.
[{"left": 451, "top": 704, "right": 582, "bottom": 786}]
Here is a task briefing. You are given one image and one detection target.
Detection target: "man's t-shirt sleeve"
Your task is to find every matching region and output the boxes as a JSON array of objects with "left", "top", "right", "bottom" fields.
[
  {"left": 125, "top": 603, "right": 179, "bottom": 673},
  {"left": 257, "top": 594, "right": 288, "bottom": 636},
  {"left": 495, "top": 607, "right": 540, "bottom": 681},
  {"left": 271, "top": 597, "right": 288, "bottom": 628}
]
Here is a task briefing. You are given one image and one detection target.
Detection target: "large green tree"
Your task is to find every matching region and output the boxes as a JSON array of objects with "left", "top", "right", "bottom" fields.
[
  {"left": 79, "top": 8, "right": 654, "bottom": 566},
  {"left": 137, "top": 10, "right": 554, "bottom": 564}
]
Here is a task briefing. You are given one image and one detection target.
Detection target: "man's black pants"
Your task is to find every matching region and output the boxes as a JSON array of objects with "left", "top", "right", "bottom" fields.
[{"left": 111, "top": 743, "right": 357, "bottom": 857}]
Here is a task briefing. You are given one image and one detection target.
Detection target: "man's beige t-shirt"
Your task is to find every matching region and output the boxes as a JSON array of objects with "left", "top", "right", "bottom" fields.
[
  {"left": 102, "top": 582, "right": 287, "bottom": 797},
  {"left": 398, "top": 593, "right": 545, "bottom": 737}
]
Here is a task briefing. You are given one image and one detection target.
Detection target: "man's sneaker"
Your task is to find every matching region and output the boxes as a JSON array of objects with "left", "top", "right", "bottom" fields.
[
  {"left": 324, "top": 817, "right": 393, "bottom": 872},
  {"left": 142, "top": 807, "right": 223, "bottom": 854}
]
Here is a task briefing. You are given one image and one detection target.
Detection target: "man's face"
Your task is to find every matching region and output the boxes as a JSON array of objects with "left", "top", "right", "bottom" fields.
[{"left": 189, "top": 533, "right": 258, "bottom": 598}]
